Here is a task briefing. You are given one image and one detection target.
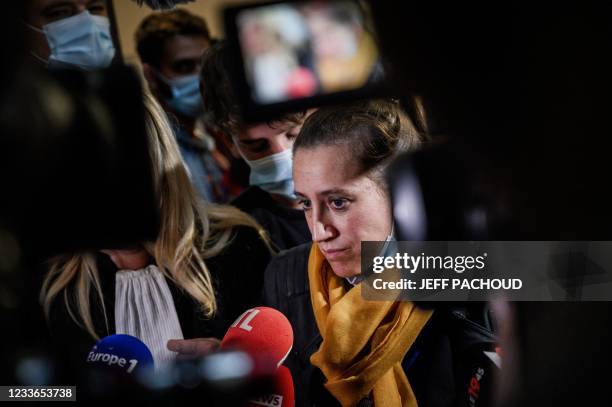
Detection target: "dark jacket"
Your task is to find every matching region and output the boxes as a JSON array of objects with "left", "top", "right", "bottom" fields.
[
  {"left": 46, "top": 226, "right": 271, "bottom": 375},
  {"left": 174, "top": 124, "right": 227, "bottom": 203},
  {"left": 263, "top": 243, "right": 498, "bottom": 407},
  {"left": 232, "top": 186, "right": 311, "bottom": 251}
]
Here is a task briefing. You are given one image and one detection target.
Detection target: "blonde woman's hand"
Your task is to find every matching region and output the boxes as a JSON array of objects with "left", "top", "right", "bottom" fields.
[
  {"left": 167, "top": 338, "right": 221, "bottom": 359},
  {"left": 100, "top": 249, "right": 150, "bottom": 270}
]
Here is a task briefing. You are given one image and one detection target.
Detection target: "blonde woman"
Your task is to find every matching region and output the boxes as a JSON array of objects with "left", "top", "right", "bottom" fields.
[{"left": 41, "top": 93, "right": 273, "bottom": 368}]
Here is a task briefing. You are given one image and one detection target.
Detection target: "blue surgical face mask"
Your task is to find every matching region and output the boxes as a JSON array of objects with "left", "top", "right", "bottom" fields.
[
  {"left": 156, "top": 73, "right": 204, "bottom": 118},
  {"left": 347, "top": 228, "right": 395, "bottom": 286},
  {"left": 28, "top": 11, "right": 115, "bottom": 70},
  {"left": 245, "top": 149, "right": 296, "bottom": 199},
  {"left": 380, "top": 227, "right": 397, "bottom": 256},
  {"left": 349, "top": 227, "right": 395, "bottom": 286}
]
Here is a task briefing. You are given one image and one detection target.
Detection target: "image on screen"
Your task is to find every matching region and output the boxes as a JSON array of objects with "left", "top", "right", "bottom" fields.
[{"left": 236, "top": 0, "right": 384, "bottom": 104}]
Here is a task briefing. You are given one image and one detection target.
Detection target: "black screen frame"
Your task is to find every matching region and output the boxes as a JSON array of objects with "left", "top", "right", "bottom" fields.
[{"left": 223, "top": 0, "right": 392, "bottom": 123}]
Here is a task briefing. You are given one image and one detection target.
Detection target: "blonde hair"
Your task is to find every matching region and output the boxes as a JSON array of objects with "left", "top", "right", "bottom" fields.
[{"left": 41, "top": 92, "right": 273, "bottom": 339}]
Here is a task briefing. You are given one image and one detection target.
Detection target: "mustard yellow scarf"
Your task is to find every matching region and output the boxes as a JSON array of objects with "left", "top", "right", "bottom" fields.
[{"left": 308, "top": 243, "right": 433, "bottom": 407}]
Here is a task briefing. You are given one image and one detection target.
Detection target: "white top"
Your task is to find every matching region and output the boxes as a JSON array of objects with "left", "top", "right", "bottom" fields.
[{"left": 115, "top": 265, "right": 184, "bottom": 370}]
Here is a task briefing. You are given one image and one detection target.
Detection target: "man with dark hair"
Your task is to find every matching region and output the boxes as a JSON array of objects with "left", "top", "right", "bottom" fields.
[
  {"left": 136, "top": 9, "right": 226, "bottom": 202},
  {"left": 201, "top": 41, "right": 311, "bottom": 250}
]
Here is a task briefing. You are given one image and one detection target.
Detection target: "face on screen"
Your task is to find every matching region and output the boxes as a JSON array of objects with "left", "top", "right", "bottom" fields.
[{"left": 236, "top": 0, "right": 383, "bottom": 105}]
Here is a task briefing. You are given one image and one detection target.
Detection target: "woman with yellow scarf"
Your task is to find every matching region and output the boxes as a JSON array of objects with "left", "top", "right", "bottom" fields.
[{"left": 263, "top": 99, "right": 496, "bottom": 407}]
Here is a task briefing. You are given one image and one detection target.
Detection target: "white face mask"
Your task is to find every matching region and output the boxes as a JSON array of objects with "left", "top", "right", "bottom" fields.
[
  {"left": 27, "top": 10, "right": 115, "bottom": 70},
  {"left": 244, "top": 149, "right": 296, "bottom": 199}
]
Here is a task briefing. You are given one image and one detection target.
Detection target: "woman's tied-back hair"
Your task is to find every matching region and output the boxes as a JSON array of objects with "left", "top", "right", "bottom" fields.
[
  {"left": 294, "top": 98, "right": 423, "bottom": 191},
  {"left": 41, "top": 92, "right": 273, "bottom": 340}
]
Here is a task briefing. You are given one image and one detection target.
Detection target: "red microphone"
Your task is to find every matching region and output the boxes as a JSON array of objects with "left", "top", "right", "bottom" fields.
[
  {"left": 222, "top": 307, "right": 293, "bottom": 368},
  {"left": 221, "top": 307, "right": 295, "bottom": 407},
  {"left": 246, "top": 365, "right": 294, "bottom": 407}
]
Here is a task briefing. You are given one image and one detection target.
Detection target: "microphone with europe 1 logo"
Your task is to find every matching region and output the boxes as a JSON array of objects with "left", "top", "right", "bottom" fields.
[
  {"left": 85, "top": 334, "right": 154, "bottom": 375},
  {"left": 221, "top": 307, "right": 294, "bottom": 407}
]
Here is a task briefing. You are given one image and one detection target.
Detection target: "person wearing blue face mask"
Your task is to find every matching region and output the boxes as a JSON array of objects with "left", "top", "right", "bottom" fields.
[
  {"left": 201, "top": 41, "right": 313, "bottom": 251},
  {"left": 24, "top": 0, "right": 115, "bottom": 70},
  {"left": 136, "top": 9, "right": 229, "bottom": 203}
]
